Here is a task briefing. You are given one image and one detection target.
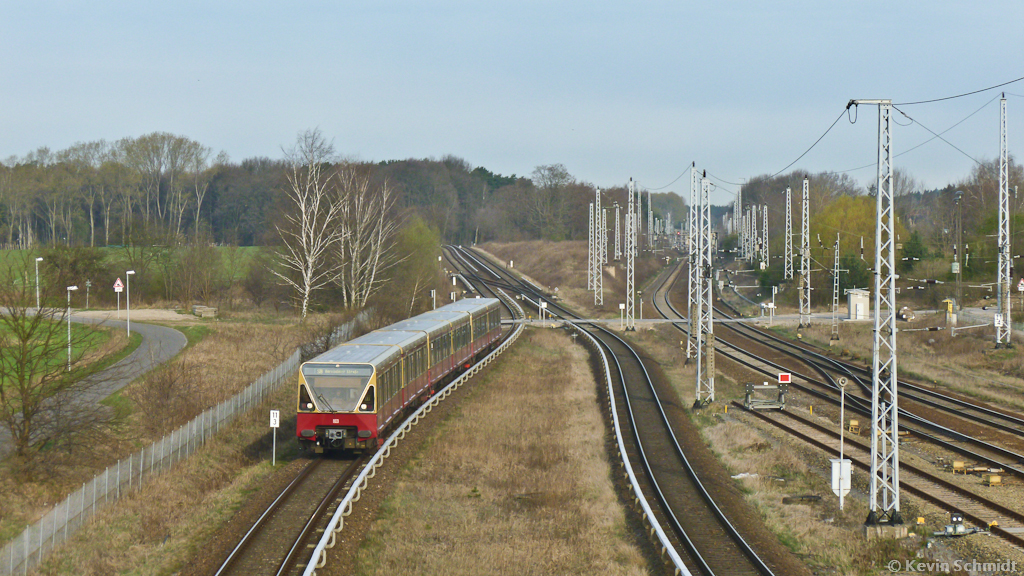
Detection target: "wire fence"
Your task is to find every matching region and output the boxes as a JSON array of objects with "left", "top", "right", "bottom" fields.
[{"left": 0, "top": 314, "right": 363, "bottom": 575}]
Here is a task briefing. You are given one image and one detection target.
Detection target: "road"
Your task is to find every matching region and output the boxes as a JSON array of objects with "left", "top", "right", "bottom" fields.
[{"left": 0, "top": 312, "right": 187, "bottom": 457}]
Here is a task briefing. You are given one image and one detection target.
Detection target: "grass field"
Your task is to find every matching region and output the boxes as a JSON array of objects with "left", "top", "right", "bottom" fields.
[{"left": 352, "top": 328, "right": 650, "bottom": 576}]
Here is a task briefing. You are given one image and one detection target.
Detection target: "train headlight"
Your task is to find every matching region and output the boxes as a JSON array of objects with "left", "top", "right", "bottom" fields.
[
  {"left": 306, "top": 402, "right": 314, "bottom": 409},
  {"left": 360, "top": 403, "right": 368, "bottom": 410}
]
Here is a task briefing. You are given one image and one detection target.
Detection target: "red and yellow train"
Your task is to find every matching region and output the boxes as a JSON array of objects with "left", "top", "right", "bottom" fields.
[{"left": 296, "top": 298, "right": 503, "bottom": 452}]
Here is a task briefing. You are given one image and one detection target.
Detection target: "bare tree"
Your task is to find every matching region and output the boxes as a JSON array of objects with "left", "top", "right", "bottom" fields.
[
  {"left": 336, "top": 168, "right": 402, "bottom": 308},
  {"left": 0, "top": 277, "right": 104, "bottom": 459},
  {"left": 273, "top": 129, "right": 346, "bottom": 319}
]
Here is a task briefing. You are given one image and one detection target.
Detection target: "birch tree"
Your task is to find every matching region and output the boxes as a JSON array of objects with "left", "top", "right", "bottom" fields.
[
  {"left": 336, "top": 167, "right": 402, "bottom": 308},
  {"left": 273, "top": 129, "right": 345, "bottom": 319}
]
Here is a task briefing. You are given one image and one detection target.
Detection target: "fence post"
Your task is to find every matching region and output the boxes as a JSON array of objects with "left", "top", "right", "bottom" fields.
[
  {"left": 117, "top": 460, "right": 121, "bottom": 500},
  {"left": 140, "top": 447, "right": 144, "bottom": 488}
]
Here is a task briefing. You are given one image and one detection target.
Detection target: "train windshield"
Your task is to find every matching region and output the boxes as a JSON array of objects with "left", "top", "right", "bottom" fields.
[{"left": 301, "top": 364, "right": 374, "bottom": 412}]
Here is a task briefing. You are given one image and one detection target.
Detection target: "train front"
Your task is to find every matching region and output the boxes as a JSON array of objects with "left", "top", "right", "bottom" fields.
[{"left": 296, "top": 362, "right": 378, "bottom": 452}]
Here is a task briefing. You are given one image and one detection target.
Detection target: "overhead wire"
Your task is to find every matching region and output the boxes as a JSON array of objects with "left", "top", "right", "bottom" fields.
[
  {"left": 835, "top": 93, "right": 999, "bottom": 174},
  {"left": 892, "top": 106, "right": 984, "bottom": 166},
  {"left": 893, "top": 74, "right": 1024, "bottom": 106},
  {"left": 652, "top": 77, "right": 1021, "bottom": 197}
]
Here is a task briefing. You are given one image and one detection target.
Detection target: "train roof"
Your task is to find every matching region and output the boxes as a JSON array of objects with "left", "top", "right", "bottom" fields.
[
  {"left": 414, "top": 310, "right": 470, "bottom": 325},
  {"left": 435, "top": 297, "right": 499, "bottom": 314},
  {"left": 378, "top": 318, "right": 451, "bottom": 336},
  {"left": 305, "top": 343, "right": 398, "bottom": 367},
  {"left": 346, "top": 330, "right": 424, "bottom": 349}
]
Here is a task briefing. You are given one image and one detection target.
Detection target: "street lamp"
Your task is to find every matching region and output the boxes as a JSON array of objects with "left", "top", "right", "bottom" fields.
[
  {"left": 126, "top": 270, "right": 136, "bottom": 337},
  {"left": 35, "top": 257, "right": 43, "bottom": 309},
  {"left": 66, "top": 285, "right": 78, "bottom": 371}
]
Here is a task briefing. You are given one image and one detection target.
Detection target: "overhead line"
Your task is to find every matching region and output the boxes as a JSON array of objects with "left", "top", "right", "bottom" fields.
[
  {"left": 893, "top": 106, "right": 983, "bottom": 166},
  {"left": 893, "top": 74, "right": 1024, "bottom": 106}
]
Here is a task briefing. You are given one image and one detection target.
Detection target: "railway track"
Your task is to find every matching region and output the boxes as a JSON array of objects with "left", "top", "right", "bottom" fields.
[
  {"left": 649, "top": 257, "right": 1024, "bottom": 548},
  {"left": 451, "top": 246, "right": 786, "bottom": 576},
  {"left": 215, "top": 276, "right": 523, "bottom": 576},
  {"left": 735, "top": 403, "right": 1024, "bottom": 549},
  {"left": 215, "top": 456, "right": 364, "bottom": 576},
  {"left": 650, "top": 260, "right": 1024, "bottom": 478}
]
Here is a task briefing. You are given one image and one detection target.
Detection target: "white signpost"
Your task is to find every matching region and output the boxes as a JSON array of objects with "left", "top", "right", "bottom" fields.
[
  {"left": 833, "top": 377, "right": 851, "bottom": 510},
  {"left": 114, "top": 277, "right": 124, "bottom": 318},
  {"left": 269, "top": 410, "right": 280, "bottom": 466},
  {"left": 831, "top": 458, "right": 852, "bottom": 508}
]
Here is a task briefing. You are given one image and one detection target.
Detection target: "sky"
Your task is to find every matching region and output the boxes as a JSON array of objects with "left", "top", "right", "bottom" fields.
[{"left": 2, "top": 1, "right": 1023, "bottom": 205}]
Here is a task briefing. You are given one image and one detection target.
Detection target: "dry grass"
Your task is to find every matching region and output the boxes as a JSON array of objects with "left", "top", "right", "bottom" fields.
[
  {"left": 0, "top": 318, "right": 308, "bottom": 553},
  {"left": 620, "top": 324, "right": 990, "bottom": 574},
  {"left": 33, "top": 381, "right": 296, "bottom": 575},
  {"left": 354, "top": 328, "right": 649, "bottom": 576}
]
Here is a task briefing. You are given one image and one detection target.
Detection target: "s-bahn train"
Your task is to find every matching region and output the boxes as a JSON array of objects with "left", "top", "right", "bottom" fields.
[{"left": 296, "top": 298, "right": 503, "bottom": 452}]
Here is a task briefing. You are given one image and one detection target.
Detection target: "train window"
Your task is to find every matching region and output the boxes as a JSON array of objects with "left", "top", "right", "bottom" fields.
[
  {"left": 298, "top": 384, "right": 314, "bottom": 412},
  {"left": 359, "top": 386, "right": 375, "bottom": 411},
  {"left": 301, "top": 364, "right": 373, "bottom": 412}
]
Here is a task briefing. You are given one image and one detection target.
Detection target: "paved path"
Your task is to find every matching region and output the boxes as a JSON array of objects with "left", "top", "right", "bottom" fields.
[
  {"left": 0, "top": 313, "right": 187, "bottom": 457},
  {"left": 70, "top": 314, "right": 188, "bottom": 405}
]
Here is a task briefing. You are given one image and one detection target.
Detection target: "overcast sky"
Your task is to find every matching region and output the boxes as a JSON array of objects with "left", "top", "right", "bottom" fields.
[{"left": 2, "top": 1, "right": 1023, "bottom": 204}]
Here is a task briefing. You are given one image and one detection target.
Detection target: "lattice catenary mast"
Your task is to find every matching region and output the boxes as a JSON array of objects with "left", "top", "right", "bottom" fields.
[
  {"left": 785, "top": 186, "right": 794, "bottom": 279},
  {"left": 595, "top": 188, "right": 603, "bottom": 306},
  {"left": 799, "top": 177, "right": 811, "bottom": 327},
  {"left": 997, "top": 94, "right": 1012, "bottom": 347},
  {"left": 687, "top": 164, "right": 699, "bottom": 359},
  {"left": 588, "top": 202, "right": 595, "bottom": 291},
  {"left": 626, "top": 179, "right": 636, "bottom": 330},
  {"left": 614, "top": 203, "right": 621, "bottom": 261},
  {"left": 853, "top": 98, "right": 902, "bottom": 527},
  {"left": 831, "top": 233, "right": 841, "bottom": 345},
  {"left": 694, "top": 173, "right": 715, "bottom": 407},
  {"left": 761, "top": 204, "right": 769, "bottom": 269}
]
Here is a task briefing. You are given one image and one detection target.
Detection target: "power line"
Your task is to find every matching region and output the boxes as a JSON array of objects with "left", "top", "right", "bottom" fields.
[
  {"left": 836, "top": 94, "right": 999, "bottom": 174},
  {"left": 893, "top": 106, "right": 983, "bottom": 166},
  {"left": 893, "top": 74, "right": 1024, "bottom": 106},
  {"left": 641, "top": 168, "right": 690, "bottom": 191},
  {"left": 770, "top": 107, "right": 850, "bottom": 178}
]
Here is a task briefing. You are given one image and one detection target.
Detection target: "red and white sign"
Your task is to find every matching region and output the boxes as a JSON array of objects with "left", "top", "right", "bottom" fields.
[
  {"left": 778, "top": 372, "right": 791, "bottom": 384},
  {"left": 1018, "top": 278, "right": 1024, "bottom": 292},
  {"left": 113, "top": 278, "right": 124, "bottom": 293}
]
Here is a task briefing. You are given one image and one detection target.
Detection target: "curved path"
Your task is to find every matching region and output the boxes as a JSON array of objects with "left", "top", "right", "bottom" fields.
[
  {"left": 0, "top": 312, "right": 188, "bottom": 457},
  {"left": 70, "top": 313, "right": 188, "bottom": 404}
]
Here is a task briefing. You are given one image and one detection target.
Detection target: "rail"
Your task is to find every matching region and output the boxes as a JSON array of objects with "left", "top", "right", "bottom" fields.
[
  {"left": 301, "top": 288, "right": 524, "bottom": 576},
  {"left": 568, "top": 323, "right": 691, "bottom": 576}
]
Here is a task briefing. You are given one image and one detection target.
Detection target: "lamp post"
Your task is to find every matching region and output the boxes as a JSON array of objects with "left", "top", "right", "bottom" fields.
[
  {"left": 126, "top": 270, "right": 135, "bottom": 337},
  {"left": 638, "top": 290, "right": 643, "bottom": 322},
  {"left": 35, "top": 257, "right": 43, "bottom": 309},
  {"left": 66, "top": 285, "right": 78, "bottom": 371}
]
